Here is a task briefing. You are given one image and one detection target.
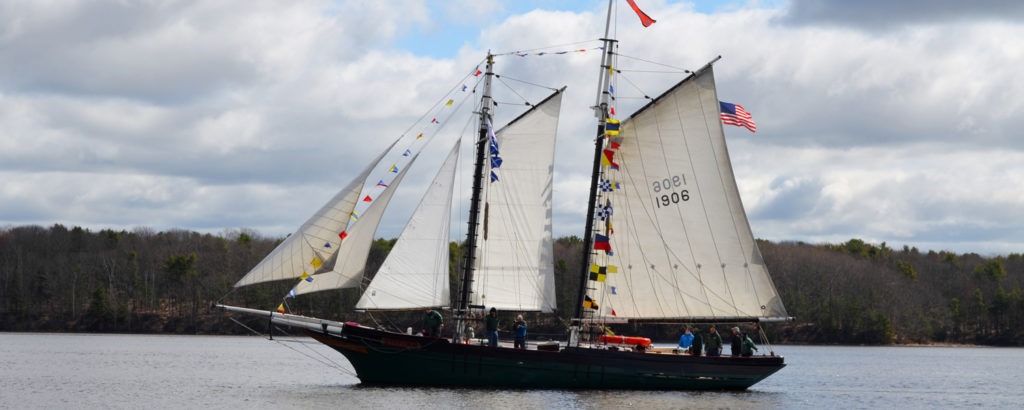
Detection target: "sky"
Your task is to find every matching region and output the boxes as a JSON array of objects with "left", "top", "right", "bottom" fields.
[{"left": 1, "top": 0, "right": 1023, "bottom": 255}]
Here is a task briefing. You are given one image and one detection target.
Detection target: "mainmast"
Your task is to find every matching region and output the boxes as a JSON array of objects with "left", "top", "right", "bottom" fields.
[
  {"left": 570, "top": 0, "right": 617, "bottom": 347},
  {"left": 455, "top": 52, "right": 495, "bottom": 339}
]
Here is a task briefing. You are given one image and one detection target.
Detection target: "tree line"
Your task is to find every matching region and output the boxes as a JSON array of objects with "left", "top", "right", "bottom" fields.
[{"left": 1, "top": 225, "right": 1021, "bottom": 345}]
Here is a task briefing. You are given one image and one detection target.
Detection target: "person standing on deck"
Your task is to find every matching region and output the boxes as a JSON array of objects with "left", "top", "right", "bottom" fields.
[
  {"left": 423, "top": 308, "right": 443, "bottom": 337},
  {"left": 741, "top": 332, "right": 759, "bottom": 357},
  {"left": 689, "top": 327, "right": 703, "bottom": 356},
  {"left": 678, "top": 327, "right": 694, "bottom": 351},
  {"left": 730, "top": 326, "right": 743, "bottom": 357},
  {"left": 513, "top": 315, "right": 527, "bottom": 349},
  {"left": 486, "top": 307, "right": 499, "bottom": 347},
  {"left": 706, "top": 325, "right": 723, "bottom": 356}
]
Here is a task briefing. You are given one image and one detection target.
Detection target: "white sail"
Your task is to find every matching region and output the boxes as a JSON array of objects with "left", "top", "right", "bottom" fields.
[
  {"left": 233, "top": 141, "right": 396, "bottom": 288},
  {"left": 470, "top": 90, "right": 563, "bottom": 312},
  {"left": 355, "top": 141, "right": 460, "bottom": 310},
  {"left": 589, "top": 65, "right": 787, "bottom": 320},
  {"left": 291, "top": 155, "right": 418, "bottom": 295}
]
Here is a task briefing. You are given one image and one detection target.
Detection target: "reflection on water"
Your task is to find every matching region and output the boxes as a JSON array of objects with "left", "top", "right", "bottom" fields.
[{"left": 1, "top": 333, "right": 1020, "bottom": 409}]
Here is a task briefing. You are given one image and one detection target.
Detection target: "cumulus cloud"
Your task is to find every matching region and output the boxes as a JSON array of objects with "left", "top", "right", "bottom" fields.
[
  {"left": 781, "top": 0, "right": 1024, "bottom": 30},
  {"left": 1, "top": 0, "right": 1022, "bottom": 255}
]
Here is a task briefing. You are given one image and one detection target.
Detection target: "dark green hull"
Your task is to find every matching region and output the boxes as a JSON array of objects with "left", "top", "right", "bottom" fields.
[{"left": 306, "top": 323, "right": 784, "bottom": 390}]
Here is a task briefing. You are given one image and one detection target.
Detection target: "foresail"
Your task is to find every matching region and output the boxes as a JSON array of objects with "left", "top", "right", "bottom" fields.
[
  {"left": 355, "top": 141, "right": 460, "bottom": 310},
  {"left": 470, "top": 89, "right": 562, "bottom": 312},
  {"left": 589, "top": 64, "right": 787, "bottom": 320},
  {"left": 233, "top": 141, "right": 396, "bottom": 288},
  {"left": 291, "top": 155, "right": 417, "bottom": 295}
]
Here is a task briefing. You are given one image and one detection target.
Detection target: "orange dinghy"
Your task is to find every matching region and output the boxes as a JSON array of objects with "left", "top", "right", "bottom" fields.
[{"left": 597, "top": 335, "right": 652, "bottom": 346}]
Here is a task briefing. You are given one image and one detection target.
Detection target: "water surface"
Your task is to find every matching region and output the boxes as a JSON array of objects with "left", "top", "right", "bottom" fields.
[{"left": 1, "top": 333, "right": 1019, "bottom": 409}]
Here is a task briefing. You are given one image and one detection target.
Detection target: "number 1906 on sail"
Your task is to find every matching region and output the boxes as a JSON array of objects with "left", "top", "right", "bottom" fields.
[{"left": 652, "top": 174, "right": 689, "bottom": 208}]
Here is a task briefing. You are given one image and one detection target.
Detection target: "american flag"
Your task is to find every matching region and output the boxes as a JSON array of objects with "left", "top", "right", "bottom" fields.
[{"left": 719, "top": 101, "right": 756, "bottom": 132}]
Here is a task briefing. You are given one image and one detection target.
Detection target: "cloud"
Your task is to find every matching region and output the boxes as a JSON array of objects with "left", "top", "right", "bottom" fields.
[
  {"left": 1, "top": 0, "right": 1023, "bottom": 255},
  {"left": 732, "top": 141, "right": 1024, "bottom": 253},
  {"left": 780, "top": 0, "right": 1024, "bottom": 30}
]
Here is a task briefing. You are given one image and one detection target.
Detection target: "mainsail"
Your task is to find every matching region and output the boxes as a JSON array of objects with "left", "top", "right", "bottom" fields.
[
  {"left": 355, "top": 141, "right": 460, "bottom": 310},
  {"left": 470, "top": 90, "right": 563, "bottom": 312},
  {"left": 588, "top": 63, "right": 787, "bottom": 320},
  {"left": 233, "top": 140, "right": 397, "bottom": 287}
]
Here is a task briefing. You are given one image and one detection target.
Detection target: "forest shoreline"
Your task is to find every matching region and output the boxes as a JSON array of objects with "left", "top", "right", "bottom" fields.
[{"left": 2, "top": 225, "right": 1022, "bottom": 347}]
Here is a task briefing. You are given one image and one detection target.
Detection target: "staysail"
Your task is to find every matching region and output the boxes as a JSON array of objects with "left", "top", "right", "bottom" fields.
[
  {"left": 588, "top": 63, "right": 787, "bottom": 320},
  {"left": 233, "top": 140, "right": 397, "bottom": 287},
  {"left": 470, "top": 89, "right": 563, "bottom": 312},
  {"left": 355, "top": 140, "right": 460, "bottom": 310},
  {"left": 291, "top": 153, "right": 418, "bottom": 295}
]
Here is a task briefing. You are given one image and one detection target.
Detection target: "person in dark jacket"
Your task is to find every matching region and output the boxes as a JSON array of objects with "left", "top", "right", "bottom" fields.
[
  {"left": 486, "top": 307, "right": 499, "bottom": 347},
  {"left": 730, "top": 326, "right": 743, "bottom": 357},
  {"left": 422, "top": 308, "right": 443, "bottom": 337},
  {"left": 689, "top": 327, "right": 703, "bottom": 356},
  {"left": 741, "top": 332, "right": 759, "bottom": 357},
  {"left": 512, "top": 315, "right": 527, "bottom": 349},
  {"left": 706, "top": 325, "right": 723, "bottom": 356}
]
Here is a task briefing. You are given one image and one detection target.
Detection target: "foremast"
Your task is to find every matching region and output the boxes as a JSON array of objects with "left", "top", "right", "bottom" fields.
[
  {"left": 455, "top": 52, "right": 495, "bottom": 340},
  {"left": 570, "top": 0, "right": 617, "bottom": 347}
]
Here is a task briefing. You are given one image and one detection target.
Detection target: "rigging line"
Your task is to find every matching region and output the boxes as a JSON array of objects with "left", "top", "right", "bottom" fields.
[
  {"left": 495, "top": 76, "right": 532, "bottom": 107},
  {"left": 231, "top": 318, "right": 353, "bottom": 376},
  {"left": 698, "top": 71, "right": 776, "bottom": 316},
  {"left": 397, "top": 56, "right": 489, "bottom": 140},
  {"left": 658, "top": 95, "right": 708, "bottom": 316},
  {"left": 757, "top": 325, "right": 777, "bottom": 356},
  {"left": 614, "top": 53, "right": 692, "bottom": 73},
  {"left": 615, "top": 118, "right": 733, "bottom": 312},
  {"left": 693, "top": 75, "right": 743, "bottom": 316},
  {"left": 492, "top": 100, "right": 531, "bottom": 106},
  {"left": 493, "top": 171, "right": 547, "bottom": 310},
  {"left": 495, "top": 74, "right": 560, "bottom": 91},
  {"left": 392, "top": 81, "right": 478, "bottom": 170},
  {"left": 493, "top": 39, "right": 602, "bottom": 56},
  {"left": 294, "top": 338, "right": 358, "bottom": 376},
  {"left": 616, "top": 69, "right": 689, "bottom": 74},
  {"left": 616, "top": 71, "right": 655, "bottom": 102},
  {"left": 275, "top": 336, "right": 358, "bottom": 376},
  {"left": 451, "top": 109, "right": 477, "bottom": 303},
  {"left": 214, "top": 286, "right": 238, "bottom": 305},
  {"left": 364, "top": 123, "right": 470, "bottom": 310},
  {"left": 620, "top": 79, "right": 726, "bottom": 309},
  {"left": 646, "top": 101, "right": 692, "bottom": 317},
  {"left": 613, "top": 120, "right": 681, "bottom": 318},
  {"left": 366, "top": 310, "right": 403, "bottom": 334}
]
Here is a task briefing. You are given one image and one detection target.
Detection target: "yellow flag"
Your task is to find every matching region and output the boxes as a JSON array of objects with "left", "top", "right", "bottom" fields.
[
  {"left": 445, "top": 99, "right": 453, "bottom": 106},
  {"left": 310, "top": 257, "right": 322, "bottom": 268},
  {"left": 276, "top": 303, "right": 285, "bottom": 313},
  {"left": 417, "top": 133, "right": 423, "bottom": 139},
  {"left": 300, "top": 272, "right": 310, "bottom": 280}
]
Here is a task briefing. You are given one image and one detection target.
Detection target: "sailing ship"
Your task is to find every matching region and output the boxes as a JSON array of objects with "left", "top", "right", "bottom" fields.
[{"left": 218, "top": 0, "right": 789, "bottom": 390}]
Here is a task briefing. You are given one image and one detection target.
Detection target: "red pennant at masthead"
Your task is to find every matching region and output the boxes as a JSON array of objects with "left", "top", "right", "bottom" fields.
[{"left": 625, "top": 0, "right": 656, "bottom": 27}]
